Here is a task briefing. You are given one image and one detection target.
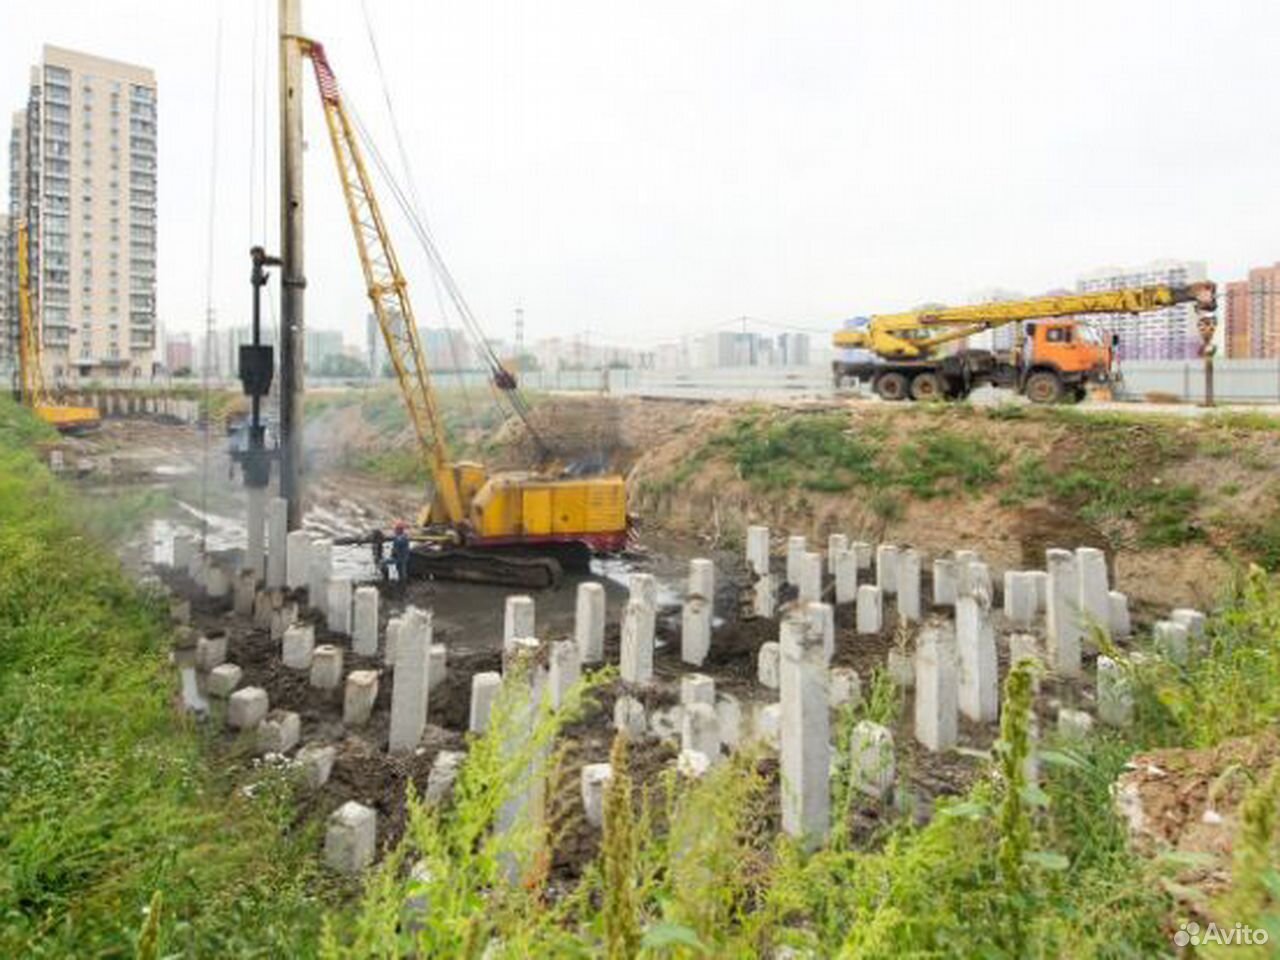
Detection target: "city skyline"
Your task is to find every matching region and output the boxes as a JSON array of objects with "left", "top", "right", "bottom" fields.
[{"left": 4, "top": 2, "right": 1280, "bottom": 361}]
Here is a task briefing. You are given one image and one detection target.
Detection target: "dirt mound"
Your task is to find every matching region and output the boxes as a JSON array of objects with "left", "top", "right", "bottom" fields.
[
  {"left": 627, "top": 403, "right": 1280, "bottom": 607},
  {"left": 1114, "top": 732, "right": 1280, "bottom": 908}
]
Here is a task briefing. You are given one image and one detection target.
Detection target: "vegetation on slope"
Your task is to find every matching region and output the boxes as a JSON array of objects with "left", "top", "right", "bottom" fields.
[
  {"left": 638, "top": 403, "right": 1280, "bottom": 567},
  {"left": 0, "top": 397, "right": 333, "bottom": 956}
]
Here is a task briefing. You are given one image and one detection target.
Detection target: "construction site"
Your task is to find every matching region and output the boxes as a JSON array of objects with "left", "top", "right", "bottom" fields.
[{"left": 4, "top": 3, "right": 1280, "bottom": 958}]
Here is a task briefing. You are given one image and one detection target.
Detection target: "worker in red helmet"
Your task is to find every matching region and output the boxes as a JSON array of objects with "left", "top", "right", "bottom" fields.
[{"left": 390, "top": 520, "right": 411, "bottom": 590}]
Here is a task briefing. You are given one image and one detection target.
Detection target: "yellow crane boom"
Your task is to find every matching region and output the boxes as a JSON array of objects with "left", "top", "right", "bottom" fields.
[
  {"left": 14, "top": 220, "right": 100, "bottom": 432},
  {"left": 16, "top": 221, "right": 48, "bottom": 409},
  {"left": 300, "top": 39, "right": 465, "bottom": 523}
]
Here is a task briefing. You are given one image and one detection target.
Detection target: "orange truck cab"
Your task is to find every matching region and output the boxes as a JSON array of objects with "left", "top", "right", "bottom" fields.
[{"left": 1018, "top": 320, "right": 1116, "bottom": 403}]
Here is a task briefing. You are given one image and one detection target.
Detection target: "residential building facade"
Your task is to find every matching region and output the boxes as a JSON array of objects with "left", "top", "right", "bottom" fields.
[
  {"left": 7, "top": 46, "right": 157, "bottom": 384},
  {"left": 1077, "top": 260, "right": 1207, "bottom": 361},
  {"left": 1222, "top": 264, "right": 1280, "bottom": 359}
]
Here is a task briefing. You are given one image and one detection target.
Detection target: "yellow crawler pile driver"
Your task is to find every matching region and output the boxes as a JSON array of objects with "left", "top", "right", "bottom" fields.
[
  {"left": 13, "top": 221, "right": 100, "bottom": 432},
  {"left": 833, "top": 282, "right": 1217, "bottom": 403},
  {"left": 299, "top": 39, "right": 626, "bottom": 587}
]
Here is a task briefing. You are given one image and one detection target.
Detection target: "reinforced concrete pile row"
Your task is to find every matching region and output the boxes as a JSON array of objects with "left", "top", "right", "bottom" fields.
[{"left": 164, "top": 500, "right": 1211, "bottom": 873}]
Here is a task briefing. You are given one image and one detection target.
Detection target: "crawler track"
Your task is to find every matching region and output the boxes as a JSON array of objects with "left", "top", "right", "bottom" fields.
[{"left": 408, "top": 547, "right": 564, "bottom": 589}]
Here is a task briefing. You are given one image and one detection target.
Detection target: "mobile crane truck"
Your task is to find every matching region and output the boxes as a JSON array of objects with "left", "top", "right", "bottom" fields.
[{"left": 832, "top": 282, "right": 1217, "bottom": 403}]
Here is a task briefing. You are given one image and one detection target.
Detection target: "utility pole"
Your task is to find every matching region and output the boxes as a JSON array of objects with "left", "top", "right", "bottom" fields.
[
  {"left": 278, "top": 0, "right": 306, "bottom": 528},
  {"left": 1199, "top": 309, "right": 1217, "bottom": 407}
]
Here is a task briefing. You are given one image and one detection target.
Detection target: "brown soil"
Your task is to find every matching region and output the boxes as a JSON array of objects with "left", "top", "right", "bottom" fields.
[{"left": 1114, "top": 732, "right": 1280, "bottom": 910}]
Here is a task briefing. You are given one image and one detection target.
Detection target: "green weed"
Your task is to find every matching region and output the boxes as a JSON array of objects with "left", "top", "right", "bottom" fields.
[{"left": 0, "top": 396, "right": 331, "bottom": 957}]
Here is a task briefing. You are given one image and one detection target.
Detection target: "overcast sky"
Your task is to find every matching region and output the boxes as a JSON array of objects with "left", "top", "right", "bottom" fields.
[{"left": 4, "top": 1, "right": 1278, "bottom": 349}]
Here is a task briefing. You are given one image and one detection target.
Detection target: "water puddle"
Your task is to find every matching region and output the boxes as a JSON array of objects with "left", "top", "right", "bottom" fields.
[
  {"left": 154, "top": 463, "right": 196, "bottom": 477},
  {"left": 592, "top": 556, "right": 683, "bottom": 608}
]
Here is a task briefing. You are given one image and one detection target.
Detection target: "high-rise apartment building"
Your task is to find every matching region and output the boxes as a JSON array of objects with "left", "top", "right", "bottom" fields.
[
  {"left": 5, "top": 110, "right": 28, "bottom": 372},
  {"left": 1221, "top": 264, "right": 1280, "bottom": 359},
  {"left": 7, "top": 46, "right": 157, "bottom": 383},
  {"left": 0, "top": 214, "right": 10, "bottom": 370},
  {"left": 1077, "top": 260, "right": 1207, "bottom": 361}
]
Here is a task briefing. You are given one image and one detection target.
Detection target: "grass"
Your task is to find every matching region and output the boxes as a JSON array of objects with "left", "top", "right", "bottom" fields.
[
  {"left": 707, "top": 411, "right": 1000, "bottom": 499},
  {"left": 1126, "top": 565, "right": 1280, "bottom": 749},
  {"left": 0, "top": 395, "right": 334, "bottom": 956},
  {"left": 710, "top": 413, "right": 881, "bottom": 493}
]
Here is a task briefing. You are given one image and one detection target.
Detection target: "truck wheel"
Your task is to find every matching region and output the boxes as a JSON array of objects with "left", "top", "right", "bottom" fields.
[
  {"left": 910, "top": 372, "right": 945, "bottom": 401},
  {"left": 874, "top": 372, "right": 909, "bottom": 402},
  {"left": 1025, "top": 371, "right": 1064, "bottom": 404}
]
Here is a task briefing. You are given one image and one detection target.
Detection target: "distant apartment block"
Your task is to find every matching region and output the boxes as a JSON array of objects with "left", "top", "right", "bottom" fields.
[
  {"left": 304, "top": 328, "right": 344, "bottom": 373},
  {"left": 694, "top": 330, "right": 812, "bottom": 368},
  {"left": 7, "top": 46, "right": 158, "bottom": 383},
  {"left": 421, "top": 326, "right": 475, "bottom": 371},
  {"left": 529, "top": 333, "right": 642, "bottom": 372},
  {"left": 163, "top": 331, "right": 193, "bottom": 373},
  {"left": 1077, "top": 260, "right": 1207, "bottom": 361},
  {"left": 1222, "top": 264, "right": 1280, "bottom": 359}
]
